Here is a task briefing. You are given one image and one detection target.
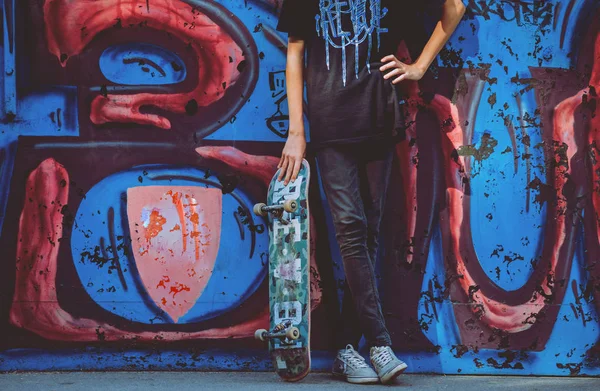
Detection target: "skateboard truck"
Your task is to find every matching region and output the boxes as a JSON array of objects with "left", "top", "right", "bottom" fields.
[
  {"left": 253, "top": 200, "right": 298, "bottom": 224},
  {"left": 255, "top": 320, "right": 300, "bottom": 343}
]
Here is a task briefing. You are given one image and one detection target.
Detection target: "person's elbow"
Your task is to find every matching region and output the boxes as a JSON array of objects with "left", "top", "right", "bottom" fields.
[
  {"left": 441, "top": 0, "right": 466, "bottom": 25},
  {"left": 449, "top": 0, "right": 467, "bottom": 18}
]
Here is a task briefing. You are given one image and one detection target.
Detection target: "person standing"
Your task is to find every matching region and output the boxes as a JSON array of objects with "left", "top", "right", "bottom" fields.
[{"left": 276, "top": 0, "right": 466, "bottom": 384}]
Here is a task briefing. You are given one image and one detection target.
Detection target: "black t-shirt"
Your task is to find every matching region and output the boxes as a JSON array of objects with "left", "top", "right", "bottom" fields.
[{"left": 277, "top": 0, "right": 446, "bottom": 148}]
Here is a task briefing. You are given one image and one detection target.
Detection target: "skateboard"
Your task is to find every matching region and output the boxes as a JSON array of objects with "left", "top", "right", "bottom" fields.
[{"left": 253, "top": 159, "right": 311, "bottom": 382}]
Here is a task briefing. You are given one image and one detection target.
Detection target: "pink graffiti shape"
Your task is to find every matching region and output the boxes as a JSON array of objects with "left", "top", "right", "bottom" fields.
[
  {"left": 43, "top": 0, "right": 243, "bottom": 129},
  {"left": 127, "top": 186, "right": 222, "bottom": 322},
  {"left": 394, "top": 41, "right": 551, "bottom": 333}
]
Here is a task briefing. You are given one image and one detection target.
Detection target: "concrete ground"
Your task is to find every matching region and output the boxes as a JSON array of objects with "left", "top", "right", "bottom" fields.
[{"left": 1, "top": 372, "right": 599, "bottom": 391}]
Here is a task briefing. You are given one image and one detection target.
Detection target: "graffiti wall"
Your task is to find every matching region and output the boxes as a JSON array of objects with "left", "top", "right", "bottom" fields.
[{"left": 0, "top": 0, "right": 599, "bottom": 376}]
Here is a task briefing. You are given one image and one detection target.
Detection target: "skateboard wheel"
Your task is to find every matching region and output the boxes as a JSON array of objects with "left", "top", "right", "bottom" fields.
[
  {"left": 283, "top": 199, "right": 298, "bottom": 213},
  {"left": 255, "top": 329, "right": 268, "bottom": 342},
  {"left": 286, "top": 327, "right": 300, "bottom": 340},
  {"left": 253, "top": 203, "right": 267, "bottom": 217}
]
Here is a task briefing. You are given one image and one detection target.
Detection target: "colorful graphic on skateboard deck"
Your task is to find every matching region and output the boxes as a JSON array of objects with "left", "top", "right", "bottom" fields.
[{"left": 253, "top": 159, "right": 311, "bottom": 382}]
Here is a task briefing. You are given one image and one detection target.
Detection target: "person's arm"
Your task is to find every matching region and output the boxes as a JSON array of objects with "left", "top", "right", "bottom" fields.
[
  {"left": 380, "top": 0, "right": 466, "bottom": 83},
  {"left": 278, "top": 37, "right": 307, "bottom": 185}
]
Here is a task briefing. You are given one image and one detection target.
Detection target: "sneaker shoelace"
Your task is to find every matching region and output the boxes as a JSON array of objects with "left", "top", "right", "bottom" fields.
[
  {"left": 341, "top": 345, "right": 370, "bottom": 369},
  {"left": 371, "top": 346, "right": 394, "bottom": 368}
]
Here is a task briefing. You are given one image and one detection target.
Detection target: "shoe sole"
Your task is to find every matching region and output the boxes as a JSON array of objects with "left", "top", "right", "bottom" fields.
[
  {"left": 379, "top": 362, "right": 408, "bottom": 384},
  {"left": 333, "top": 372, "right": 379, "bottom": 384}
]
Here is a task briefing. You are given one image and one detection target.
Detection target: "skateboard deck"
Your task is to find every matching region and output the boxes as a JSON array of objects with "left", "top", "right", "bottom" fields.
[{"left": 253, "top": 159, "right": 311, "bottom": 382}]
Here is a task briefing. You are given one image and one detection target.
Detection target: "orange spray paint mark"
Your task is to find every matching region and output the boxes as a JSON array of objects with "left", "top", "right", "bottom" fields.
[
  {"left": 145, "top": 210, "right": 167, "bottom": 241},
  {"left": 166, "top": 190, "right": 188, "bottom": 252},
  {"left": 169, "top": 283, "right": 191, "bottom": 298},
  {"left": 186, "top": 195, "right": 201, "bottom": 261},
  {"left": 156, "top": 275, "right": 170, "bottom": 289}
]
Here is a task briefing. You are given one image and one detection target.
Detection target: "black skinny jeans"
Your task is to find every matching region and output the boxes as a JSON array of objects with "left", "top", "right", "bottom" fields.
[{"left": 316, "top": 140, "right": 394, "bottom": 349}]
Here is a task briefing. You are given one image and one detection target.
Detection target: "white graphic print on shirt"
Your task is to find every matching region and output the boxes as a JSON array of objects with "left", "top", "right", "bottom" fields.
[{"left": 315, "top": 0, "right": 389, "bottom": 85}]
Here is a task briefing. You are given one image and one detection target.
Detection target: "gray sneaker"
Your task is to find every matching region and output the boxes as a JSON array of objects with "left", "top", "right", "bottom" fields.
[
  {"left": 370, "top": 346, "right": 408, "bottom": 384},
  {"left": 332, "top": 344, "right": 379, "bottom": 384}
]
